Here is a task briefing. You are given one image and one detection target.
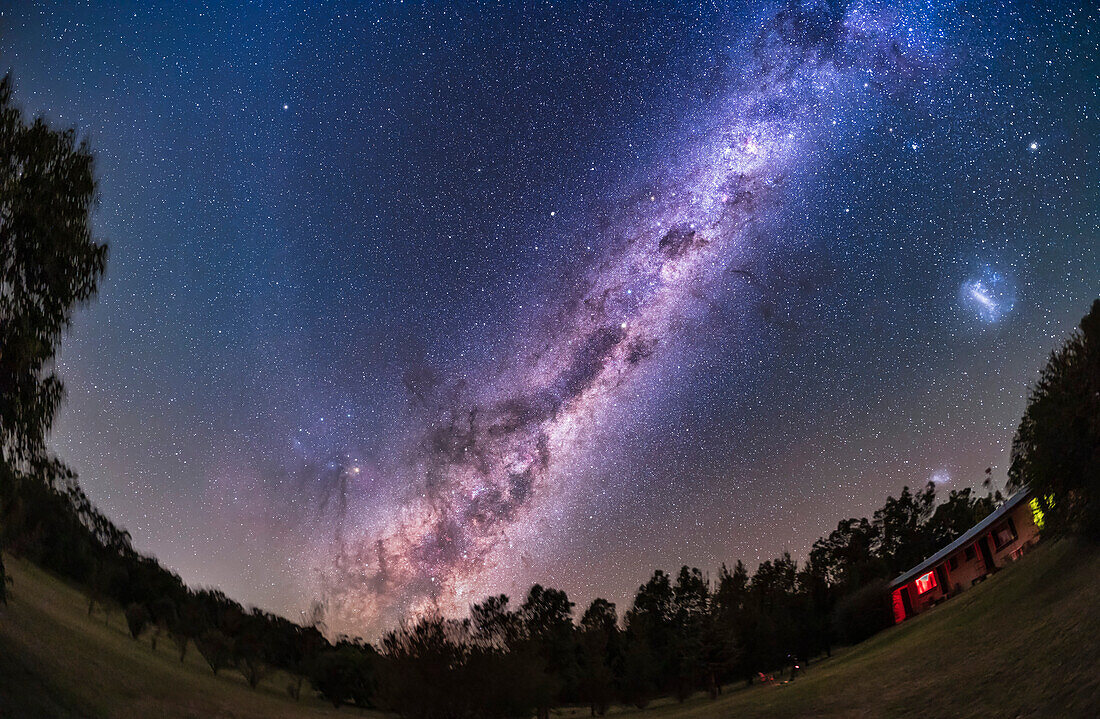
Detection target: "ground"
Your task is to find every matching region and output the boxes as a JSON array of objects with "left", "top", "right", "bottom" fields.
[
  {"left": 1, "top": 539, "right": 1097, "bottom": 718},
  {"left": 0, "top": 557, "right": 368, "bottom": 719}
]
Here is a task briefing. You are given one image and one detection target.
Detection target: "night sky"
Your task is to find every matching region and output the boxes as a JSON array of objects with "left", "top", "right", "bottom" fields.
[{"left": 3, "top": 1, "right": 1097, "bottom": 636}]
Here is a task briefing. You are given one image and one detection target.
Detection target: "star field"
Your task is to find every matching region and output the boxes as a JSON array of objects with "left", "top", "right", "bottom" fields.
[{"left": 2, "top": 0, "right": 1098, "bottom": 635}]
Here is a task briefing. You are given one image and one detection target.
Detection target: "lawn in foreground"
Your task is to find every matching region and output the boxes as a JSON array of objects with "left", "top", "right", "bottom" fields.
[
  {"left": 565, "top": 538, "right": 1099, "bottom": 719},
  {"left": 0, "top": 556, "right": 366, "bottom": 718}
]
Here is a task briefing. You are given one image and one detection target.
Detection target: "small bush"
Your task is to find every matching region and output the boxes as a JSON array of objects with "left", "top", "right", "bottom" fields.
[
  {"left": 195, "top": 629, "right": 233, "bottom": 675},
  {"left": 833, "top": 580, "right": 894, "bottom": 645},
  {"left": 310, "top": 647, "right": 375, "bottom": 708},
  {"left": 124, "top": 603, "right": 149, "bottom": 640}
]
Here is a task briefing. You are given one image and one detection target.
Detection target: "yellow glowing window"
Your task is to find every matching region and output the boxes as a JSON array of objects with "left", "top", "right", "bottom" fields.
[
  {"left": 1029, "top": 497, "right": 1046, "bottom": 530},
  {"left": 914, "top": 570, "right": 937, "bottom": 594}
]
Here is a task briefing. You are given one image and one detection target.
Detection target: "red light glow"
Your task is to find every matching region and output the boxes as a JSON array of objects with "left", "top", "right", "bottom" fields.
[
  {"left": 914, "top": 570, "right": 937, "bottom": 594},
  {"left": 891, "top": 589, "right": 906, "bottom": 623}
]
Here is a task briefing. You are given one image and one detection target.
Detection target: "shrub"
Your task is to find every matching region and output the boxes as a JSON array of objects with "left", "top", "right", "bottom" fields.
[
  {"left": 833, "top": 580, "right": 894, "bottom": 645},
  {"left": 124, "top": 602, "right": 149, "bottom": 640},
  {"left": 310, "top": 646, "right": 375, "bottom": 708},
  {"left": 195, "top": 629, "right": 233, "bottom": 675}
]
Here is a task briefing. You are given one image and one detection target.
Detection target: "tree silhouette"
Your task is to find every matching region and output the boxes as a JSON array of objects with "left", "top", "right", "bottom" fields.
[
  {"left": 149, "top": 596, "right": 177, "bottom": 651},
  {"left": 235, "top": 610, "right": 274, "bottom": 689},
  {"left": 925, "top": 484, "right": 1002, "bottom": 548},
  {"left": 713, "top": 561, "right": 751, "bottom": 682},
  {"left": 195, "top": 629, "right": 233, "bottom": 676},
  {"left": 873, "top": 484, "right": 937, "bottom": 574},
  {"left": 170, "top": 599, "right": 202, "bottom": 662},
  {"left": 379, "top": 614, "right": 470, "bottom": 717},
  {"left": 621, "top": 570, "right": 674, "bottom": 707},
  {"left": 470, "top": 593, "right": 522, "bottom": 648},
  {"left": 124, "top": 603, "right": 150, "bottom": 640},
  {"left": 619, "top": 621, "right": 660, "bottom": 709},
  {"left": 808, "top": 518, "right": 882, "bottom": 590},
  {"left": 1011, "top": 299, "right": 1100, "bottom": 539},
  {"left": 670, "top": 566, "right": 708, "bottom": 701},
  {"left": 832, "top": 579, "right": 894, "bottom": 644},
  {"left": 577, "top": 598, "right": 618, "bottom": 716},
  {"left": 0, "top": 75, "right": 107, "bottom": 602},
  {"left": 520, "top": 585, "right": 576, "bottom": 719},
  {"left": 310, "top": 644, "right": 376, "bottom": 708},
  {"left": 286, "top": 602, "right": 327, "bottom": 700},
  {"left": 85, "top": 559, "right": 126, "bottom": 621}
]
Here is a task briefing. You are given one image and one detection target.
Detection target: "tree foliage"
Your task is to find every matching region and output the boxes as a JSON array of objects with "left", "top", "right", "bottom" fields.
[
  {"left": 125, "top": 602, "right": 150, "bottom": 640},
  {"left": 0, "top": 72, "right": 107, "bottom": 605},
  {"left": 1010, "top": 298, "right": 1100, "bottom": 539},
  {"left": 195, "top": 629, "right": 234, "bottom": 676},
  {"left": 0, "top": 74, "right": 107, "bottom": 472},
  {"left": 832, "top": 579, "right": 894, "bottom": 644}
]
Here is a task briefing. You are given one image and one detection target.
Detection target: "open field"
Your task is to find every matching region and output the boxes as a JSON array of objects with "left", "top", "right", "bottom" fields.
[
  {"left": 2, "top": 538, "right": 1098, "bottom": 718},
  {"left": 0, "top": 556, "right": 364, "bottom": 719}
]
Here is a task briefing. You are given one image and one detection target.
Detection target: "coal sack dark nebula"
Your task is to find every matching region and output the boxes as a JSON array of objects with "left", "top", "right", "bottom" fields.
[{"left": 8, "top": 0, "right": 1097, "bottom": 637}]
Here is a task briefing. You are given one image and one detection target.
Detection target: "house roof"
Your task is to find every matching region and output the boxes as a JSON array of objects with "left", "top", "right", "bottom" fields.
[{"left": 889, "top": 487, "right": 1033, "bottom": 589}]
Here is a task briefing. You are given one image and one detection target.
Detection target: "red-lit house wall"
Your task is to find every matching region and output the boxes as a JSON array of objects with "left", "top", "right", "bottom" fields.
[
  {"left": 891, "top": 499, "right": 1042, "bottom": 623},
  {"left": 891, "top": 589, "right": 907, "bottom": 624}
]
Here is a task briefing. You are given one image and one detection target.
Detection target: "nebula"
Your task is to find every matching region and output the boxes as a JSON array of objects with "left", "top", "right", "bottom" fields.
[{"left": 315, "top": 1, "right": 937, "bottom": 635}]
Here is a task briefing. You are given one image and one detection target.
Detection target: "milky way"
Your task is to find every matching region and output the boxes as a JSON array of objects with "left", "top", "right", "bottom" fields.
[{"left": 316, "top": 2, "right": 938, "bottom": 634}]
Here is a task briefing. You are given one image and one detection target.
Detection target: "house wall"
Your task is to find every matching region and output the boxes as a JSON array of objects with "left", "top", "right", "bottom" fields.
[
  {"left": 940, "top": 542, "right": 986, "bottom": 594},
  {"left": 990, "top": 500, "right": 1042, "bottom": 563},
  {"left": 903, "top": 568, "right": 946, "bottom": 616},
  {"left": 891, "top": 498, "right": 1041, "bottom": 622}
]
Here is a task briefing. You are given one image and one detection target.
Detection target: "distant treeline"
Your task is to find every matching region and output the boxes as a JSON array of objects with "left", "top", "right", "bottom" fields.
[{"left": 0, "top": 455, "right": 1004, "bottom": 715}]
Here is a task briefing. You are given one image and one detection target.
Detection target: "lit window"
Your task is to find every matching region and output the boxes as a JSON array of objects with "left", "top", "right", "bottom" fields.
[
  {"left": 914, "top": 571, "right": 937, "bottom": 594},
  {"left": 1029, "top": 497, "right": 1046, "bottom": 530}
]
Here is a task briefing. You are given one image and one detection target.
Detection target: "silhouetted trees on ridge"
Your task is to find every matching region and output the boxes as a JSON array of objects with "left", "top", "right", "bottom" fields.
[
  {"left": 0, "top": 449, "right": 1015, "bottom": 715},
  {"left": 346, "top": 480, "right": 1011, "bottom": 716}
]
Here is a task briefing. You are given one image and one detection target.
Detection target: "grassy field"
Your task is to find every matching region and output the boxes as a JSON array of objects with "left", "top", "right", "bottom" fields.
[
  {"left": 0, "top": 556, "right": 365, "bottom": 719},
  {"left": 1, "top": 538, "right": 1098, "bottom": 718},
  {"left": 590, "top": 537, "right": 1100, "bottom": 719}
]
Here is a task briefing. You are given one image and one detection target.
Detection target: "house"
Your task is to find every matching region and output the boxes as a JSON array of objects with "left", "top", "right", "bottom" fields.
[{"left": 889, "top": 487, "right": 1043, "bottom": 623}]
